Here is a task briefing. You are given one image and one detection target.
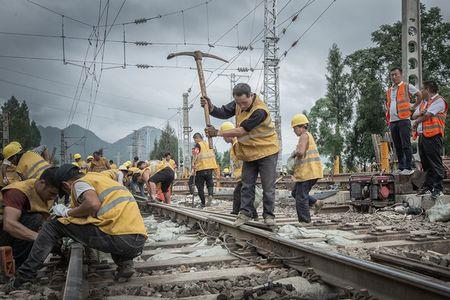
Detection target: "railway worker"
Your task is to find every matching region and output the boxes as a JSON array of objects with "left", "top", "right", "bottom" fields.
[
  {"left": 290, "top": 114, "right": 324, "bottom": 223},
  {"left": 386, "top": 67, "right": 422, "bottom": 175},
  {"left": 123, "top": 160, "right": 132, "bottom": 169},
  {"left": 6, "top": 164, "right": 147, "bottom": 290},
  {"left": 109, "top": 160, "right": 118, "bottom": 169},
  {"left": 412, "top": 80, "right": 448, "bottom": 200},
  {"left": 131, "top": 156, "right": 139, "bottom": 168},
  {"left": 138, "top": 161, "right": 175, "bottom": 204},
  {"left": 202, "top": 83, "right": 279, "bottom": 227},
  {"left": 0, "top": 167, "right": 58, "bottom": 267},
  {"left": 162, "top": 152, "right": 177, "bottom": 171},
  {"left": 2, "top": 142, "right": 50, "bottom": 184},
  {"left": 72, "top": 153, "right": 88, "bottom": 173},
  {"left": 100, "top": 164, "right": 130, "bottom": 185},
  {"left": 192, "top": 133, "right": 218, "bottom": 208},
  {"left": 86, "top": 155, "right": 94, "bottom": 171},
  {"left": 89, "top": 151, "right": 110, "bottom": 172},
  {"left": 220, "top": 122, "right": 258, "bottom": 219}
]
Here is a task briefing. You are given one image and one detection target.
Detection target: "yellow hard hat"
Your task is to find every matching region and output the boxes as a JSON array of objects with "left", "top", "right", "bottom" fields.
[
  {"left": 291, "top": 114, "right": 309, "bottom": 128},
  {"left": 73, "top": 153, "right": 81, "bottom": 160},
  {"left": 118, "top": 164, "right": 128, "bottom": 171},
  {"left": 223, "top": 167, "right": 230, "bottom": 173},
  {"left": 3, "top": 142, "right": 23, "bottom": 160},
  {"left": 87, "top": 155, "right": 94, "bottom": 160},
  {"left": 129, "top": 167, "right": 140, "bottom": 175},
  {"left": 220, "top": 121, "right": 235, "bottom": 132},
  {"left": 124, "top": 161, "right": 132, "bottom": 168}
]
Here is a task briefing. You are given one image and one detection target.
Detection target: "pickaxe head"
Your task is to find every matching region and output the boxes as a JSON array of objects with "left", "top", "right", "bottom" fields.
[{"left": 167, "top": 50, "right": 228, "bottom": 63}]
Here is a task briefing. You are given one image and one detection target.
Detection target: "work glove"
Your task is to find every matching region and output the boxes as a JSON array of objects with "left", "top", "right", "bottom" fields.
[
  {"left": 51, "top": 204, "right": 71, "bottom": 217},
  {"left": 205, "top": 125, "right": 218, "bottom": 138},
  {"left": 200, "top": 96, "right": 213, "bottom": 111},
  {"left": 2, "top": 177, "right": 9, "bottom": 186}
]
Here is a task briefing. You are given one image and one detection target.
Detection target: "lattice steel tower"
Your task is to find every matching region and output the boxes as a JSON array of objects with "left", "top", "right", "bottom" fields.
[{"left": 263, "top": 0, "right": 282, "bottom": 171}]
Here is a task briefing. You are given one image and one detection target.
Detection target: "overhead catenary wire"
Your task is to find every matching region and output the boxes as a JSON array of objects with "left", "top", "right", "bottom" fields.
[
  {"left": 25, "top": 0, "right": 93, "bottom": 27},
  {"left": 279, "top": 0, "right": 337, "bottom": 62}
]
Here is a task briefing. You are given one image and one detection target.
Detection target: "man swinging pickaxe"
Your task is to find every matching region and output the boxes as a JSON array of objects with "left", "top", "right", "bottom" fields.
[{"left": 167, "top": 50, "right": 228, "bottom": 149}]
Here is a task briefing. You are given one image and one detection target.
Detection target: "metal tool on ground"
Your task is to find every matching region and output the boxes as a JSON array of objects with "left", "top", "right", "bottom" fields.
[{"left": 167, "top": 51, "right": 228, "bottom": 149}]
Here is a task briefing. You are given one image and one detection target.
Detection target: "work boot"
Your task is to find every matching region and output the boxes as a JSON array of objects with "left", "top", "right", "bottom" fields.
[
  {"left": 206, "top": 195, "right": 213, "bottom": 206},
  {"left": 313, "top": 200, "right": 323, "bottom": 214},
  {"left": 264, "top": 217, "right": 276, "bottom": 226},
  {"left": 400, "top": 169, "right": 414, "bottom": 176},
  {"left": 4, "top": 275, "right": 30, "bottom": 293},
  {"left": 234, "top": 213, "right": 251, "bottom": 227},
  {"left": 114, "top": 261, "right": 135, "bottom": 281}
]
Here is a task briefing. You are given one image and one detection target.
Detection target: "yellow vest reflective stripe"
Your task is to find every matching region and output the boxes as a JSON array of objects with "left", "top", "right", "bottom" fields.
[
  {"left": 195, "top": 140, "right": 218, "bottom": 171},
  {"left": 100, "top": 169, "right": 120, "bottom": 181},
  {"left": 234, "top": 95, "right": 279, "bottom": 162},
  {"left": 58, "top": 173, "right": 147, "bottom": 236},
  {"left": 294, "top": 132, "right": 323, "bottom": 182},
  {"left": 1, "top": 179, "right": 53, "bottom": 215},
  {"left": 230, "top": 142, "right": 242, "bottom": 180},
  {"left": 16, "top": 151, "right": 50, "bottom": 180}
]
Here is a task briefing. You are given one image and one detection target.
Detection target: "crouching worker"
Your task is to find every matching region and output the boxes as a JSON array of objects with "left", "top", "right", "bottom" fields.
[
  {"left": 140, "top": 162, "right": 175, "bottom": 204},
  {"left": 0, "top": 167, "right": 58, "bottom": 267},
  {"left": 291, "top": 114, "right": 323, "bottom": 224},
  {"left": 220, "top": 122, "right": 258, "bottom": 219},
  {"left": 6, "top": 164, "right": 147, "bottom": 290}
]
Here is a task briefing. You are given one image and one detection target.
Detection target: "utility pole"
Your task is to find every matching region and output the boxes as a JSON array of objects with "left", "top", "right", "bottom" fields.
[
  {"left": 60, "top": 130, "right": 67, "bottom": 164},
  {"left": 402, "top": 0, "right": 422, "bottom": 89},
  {"left": 131, "top": 130, "right": 139, "bottom": 159},
  {"left": 2, "top": 111, "right": 9, "bottom": 148},
  {"left": 218, "top": 73, "right": 250, "bottom": 100},
  {"left": 182, "top": 92, "right": 192, "bottom": 175},
  {"left": 263, "top": 0, "right": 282, "bottom": 172}
]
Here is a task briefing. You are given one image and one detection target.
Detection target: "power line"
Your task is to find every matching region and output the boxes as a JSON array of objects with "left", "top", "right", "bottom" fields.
[
  {"left": 25, "top": 0, "right": 93, "bottom": 27},
  {"left": 280, "top": 0, "right": 337, "bottom": 62}
]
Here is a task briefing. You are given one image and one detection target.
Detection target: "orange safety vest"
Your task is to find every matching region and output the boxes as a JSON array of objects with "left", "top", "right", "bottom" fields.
[
  {"left": 386, "top": 82, "right": 412, "bottom": 124},
  {"left": 420, "top": 95, "right": 448, "bottom": 138}
]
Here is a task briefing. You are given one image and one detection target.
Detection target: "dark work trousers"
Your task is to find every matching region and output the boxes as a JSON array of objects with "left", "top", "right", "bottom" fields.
[
  {"left": 241, "top": 153, "right": 278, "bottom": 219},
  {"left": 390, "top": 119, "right": 413, "bottom": 170},
  {"left": 17, "top": 220, "right": 146, "bottom": 280},
  {"left": 188, "top": 175, "right": 195, "bottom": 195},
  {"left": 232, "top": 181, "right": 257, "bottom": 218},
  {"left": 418, "top": 134, "right": 445, "bottom": 192},
  {"left": 292, "top": 179, "right": 318, "bottom": 223},
  {"left": 195, "top": 169, "right": 214, "bottom": 206},
  {"left": 0, "top": 213, "right": 44, "bottom": 268}
]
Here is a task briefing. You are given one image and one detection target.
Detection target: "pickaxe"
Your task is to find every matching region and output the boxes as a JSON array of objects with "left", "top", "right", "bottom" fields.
[{"left": 167, "top": 50, "right": 228, "bottom": 149}]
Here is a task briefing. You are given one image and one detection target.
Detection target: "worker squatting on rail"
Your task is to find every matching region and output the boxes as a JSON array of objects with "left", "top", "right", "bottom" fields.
[
  {"left": 203, "top": 83, "right": 279, "bottom": 227},
  {"left": 6, "top": 163, "right": 148, "bottom": 290}
]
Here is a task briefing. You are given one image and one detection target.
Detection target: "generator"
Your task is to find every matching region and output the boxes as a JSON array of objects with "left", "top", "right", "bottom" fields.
[{"left": 349, "top": 174, "right": 395, "bottom": 213}]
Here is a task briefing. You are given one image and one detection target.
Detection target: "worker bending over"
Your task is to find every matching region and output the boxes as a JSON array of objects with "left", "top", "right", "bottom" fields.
[
  {"left": 0, "top": 168, "right": 58, "bottom": 267},
  {"left": 290, "top": 114, "right": 323, "bottom": 223},
  {"left": 100, "top": 164, "right": 130, "bottom": 185},
  {"left": 89, "top": 151, "right": 110, "bottom": 172},
  {"left": 6, "top": 164, "right": 147, "bottom": 291},
  {"left": 2, "top": 142, "right": 50, "bottom": 184},
  {"left": 139, "top": 162, "right": 175, "bottom": 204},
  {"left": 220, "top": 122, "right": 258, "bottom": 219},
  {"left": 412, "top": 80, "right": 447, "bottom": 199},
  {"left": 386, "top": 67, "right": 422, "bottom": 175},
  {"left": 203, "top": 83, "right": 279, "bottom": 226},
  {"left": 192, "top": 133, "right": 218, "bottom": 208}
]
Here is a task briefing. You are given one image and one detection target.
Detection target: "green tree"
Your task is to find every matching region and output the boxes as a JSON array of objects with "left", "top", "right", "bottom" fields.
[
  {"left": 1, "top": 96, "right": 41, "bottom": 150},
  {"left": 221, "top": 150, "right": 230, "bottom": 169},
  {"left": 149, "top": 124, "right": 178, "bottom": 162},
  {"left": 215, "top": 150, "right": 223, "bottom": 169}
]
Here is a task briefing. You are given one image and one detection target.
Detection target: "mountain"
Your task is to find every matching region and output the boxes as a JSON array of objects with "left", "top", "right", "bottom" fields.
[{"left": 38, "top": 124, "right": 161, "bottom": 164}]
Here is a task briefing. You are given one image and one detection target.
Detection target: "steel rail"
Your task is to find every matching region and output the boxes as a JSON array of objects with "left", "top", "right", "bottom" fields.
[
  {"left": 62, "top": 242, "right": 84, "bottom": 300},
  {"left": 139, "top": 198, "right": 450, "bottom": 300}
]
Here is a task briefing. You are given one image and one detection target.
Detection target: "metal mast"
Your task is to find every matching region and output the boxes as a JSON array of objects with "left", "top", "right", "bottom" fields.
[
  {"left": 263, "top": 0, "right": 282, "bottom": 171},
  {"left": 182, "top": 92, "right": 192, "bottom": 175},
  {"left": 402, "top": 0, "right": 422, "bottom": 89}
]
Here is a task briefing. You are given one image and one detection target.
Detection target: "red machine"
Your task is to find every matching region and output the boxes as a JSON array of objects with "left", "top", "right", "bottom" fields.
[{"left": 349, "top": 174, "right": 395, "bottom": 213}]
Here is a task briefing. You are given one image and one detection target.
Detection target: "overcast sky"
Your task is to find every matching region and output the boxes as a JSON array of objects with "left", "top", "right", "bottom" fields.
[{"left": 0, "top": 0, "right": 448, "bottom": 155}]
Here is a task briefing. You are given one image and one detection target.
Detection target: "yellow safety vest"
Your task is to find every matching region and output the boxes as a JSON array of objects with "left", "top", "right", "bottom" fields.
[
  {"left": 110, "top": 163, "right": 118, "bottom": 169},
  {"left": 194, "top": 140, "right": 218, "bottom": 171},
  {"left": 161, "top": 159, "right": 176, "bottom": 171},
  {"left": 229, "top": 141, "right": 243, "bottom": 181},
  {"left": 235, "top": 95, "right": 279, "bottom": 162},
  {"left": 0, "top": 164, "right": 21, "bottom": 188},
  {"left": 1, "top": 179, "right": 54, "bottom": 216},
  {"left": 73, "top": 160, "right": 88, "bottom": 174},
  {"left": 90, "top": 157, "right": 109, "bottom": 172},
  {"left": 58, "top": 173, "right": 147, "bottom": 236},
  {"left": 16, "top": 151, "right": 51, "bottom": 180},
  {"left": 100, "top": 169, "right": 120, "bottom": 182},
  {"left": 294, "top": 132, "right": 323, "bottom": 182}
]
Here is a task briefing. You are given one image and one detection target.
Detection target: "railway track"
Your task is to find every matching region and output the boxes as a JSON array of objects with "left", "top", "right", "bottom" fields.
[{"left": 54, "top": 195, "right": 450, "bottom": 300}]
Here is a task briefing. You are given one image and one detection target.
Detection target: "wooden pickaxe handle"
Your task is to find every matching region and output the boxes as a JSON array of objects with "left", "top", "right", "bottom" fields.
[{"left": 194, "top": 58, "right": 214, "bottom": 149}]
